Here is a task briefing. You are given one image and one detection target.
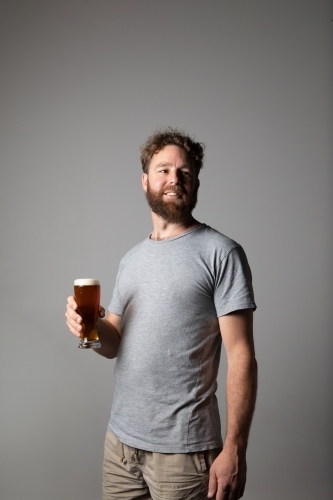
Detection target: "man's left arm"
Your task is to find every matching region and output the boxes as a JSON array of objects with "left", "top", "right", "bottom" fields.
[{"left": 208, "top": 309, "right": 257, "bottom": 500}]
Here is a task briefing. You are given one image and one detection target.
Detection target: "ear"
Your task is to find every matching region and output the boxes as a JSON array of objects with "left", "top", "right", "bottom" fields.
[
  {"left": 196, "top": 177, "right": 200, "bottom": 190},
  {"left": 142, "top": 173, "right": 148, "bottom": 192}
]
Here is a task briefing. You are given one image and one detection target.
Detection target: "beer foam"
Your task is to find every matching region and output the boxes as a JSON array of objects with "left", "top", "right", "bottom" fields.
[{"left": 74, "top": 278, "right": 100, "bottom": 286}]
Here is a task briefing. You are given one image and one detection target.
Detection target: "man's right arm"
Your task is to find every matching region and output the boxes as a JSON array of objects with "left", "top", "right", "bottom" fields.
[
  {"left": 94, "top": 313, "right": 121, "bottom": 358},
  {"left": 65, "top": 296, "right": 121, "bottom": 359}
]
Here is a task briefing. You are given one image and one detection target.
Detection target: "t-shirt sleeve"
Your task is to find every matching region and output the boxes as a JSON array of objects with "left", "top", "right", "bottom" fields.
[
  {"left": 108, "top": 266, "right": 123, "bottom": 315},
  {"left": 214, "top": 245, "right": 256, "bottom": 317}
]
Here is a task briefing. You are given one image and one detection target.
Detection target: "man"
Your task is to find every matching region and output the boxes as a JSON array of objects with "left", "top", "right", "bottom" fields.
[{"left": 66, "top": 128, "right": 257, "bottom": 500}]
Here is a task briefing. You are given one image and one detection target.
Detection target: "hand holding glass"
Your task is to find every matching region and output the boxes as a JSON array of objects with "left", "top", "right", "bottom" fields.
[{"left": 74, "top": 279, "right": 101, "bottom": 349}]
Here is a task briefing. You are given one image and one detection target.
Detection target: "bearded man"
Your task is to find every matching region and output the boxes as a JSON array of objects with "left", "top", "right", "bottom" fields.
[{"left": 66, "top": 128, "right": 257, "bottom": 500}]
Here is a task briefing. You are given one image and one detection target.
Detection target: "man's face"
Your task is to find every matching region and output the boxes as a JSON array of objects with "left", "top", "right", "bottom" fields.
[{"left": 142, "top": 145, "right": 200, "bottom": 223}]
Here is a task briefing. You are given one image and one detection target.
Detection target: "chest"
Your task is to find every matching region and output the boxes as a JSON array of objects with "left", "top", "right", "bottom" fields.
[{"left": 118, "top": 247, "right": 218, "bottom": 314}]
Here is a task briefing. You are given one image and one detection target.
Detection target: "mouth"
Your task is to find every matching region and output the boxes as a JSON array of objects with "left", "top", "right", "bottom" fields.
[{"left": 163, "top": 189, "right": 184, "bottom": 198}]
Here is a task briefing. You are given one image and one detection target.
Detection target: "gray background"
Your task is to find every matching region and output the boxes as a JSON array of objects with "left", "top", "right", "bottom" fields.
[{"left": 0, "top": 1, "right": 332, "bottom": 499}]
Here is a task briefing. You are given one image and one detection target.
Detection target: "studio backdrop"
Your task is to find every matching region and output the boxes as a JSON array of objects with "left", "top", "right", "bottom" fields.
[{"left": 0, "top": 1, "right": 332, "bottom": 499}]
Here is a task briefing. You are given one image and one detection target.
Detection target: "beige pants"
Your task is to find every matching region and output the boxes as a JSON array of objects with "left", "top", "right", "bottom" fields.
[{"left": 102, "top": 431, "right": 221, "bottom": 500}]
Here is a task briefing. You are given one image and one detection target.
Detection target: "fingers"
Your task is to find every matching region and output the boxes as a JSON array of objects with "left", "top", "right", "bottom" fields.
[
  {"left": 65, "top": 295, "right": 82, "bottom": 338},
  {"left": 208, "top": 467, "right": 235, "bottom": 500},
  {"left": 210, "top": 481, "right": 242, "bottom": 500},
  {"left": 207, "top": 469, "right": 217, "bottom": 499},
  {"left": 99, "top": 305, "right": 105, "bottom": 318},
  {"left": 212, "top": 483, "right": 229, "bottom": 500}
]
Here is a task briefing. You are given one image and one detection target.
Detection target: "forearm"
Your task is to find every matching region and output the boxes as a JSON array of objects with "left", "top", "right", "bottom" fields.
[
  {"left": 208, "top": 310, "right": 256, "bottom": 499},
  {"left": 93, "top": 318, "right": 121, "bottom": 359},
  {"left": 224, "top": 351, "right": 257, "bottom": 452}
]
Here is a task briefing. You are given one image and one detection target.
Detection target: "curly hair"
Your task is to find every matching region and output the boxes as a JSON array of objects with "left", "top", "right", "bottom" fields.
[{"left": 140, "top": 127, "right": 205, "bottom": 176}]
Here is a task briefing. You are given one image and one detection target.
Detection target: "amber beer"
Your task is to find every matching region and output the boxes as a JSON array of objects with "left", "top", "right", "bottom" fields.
[{"left": 74, "top": 279, "right": 101, "bottom": 349}]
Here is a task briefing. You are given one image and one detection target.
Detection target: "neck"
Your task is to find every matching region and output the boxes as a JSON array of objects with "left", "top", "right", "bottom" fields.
[{"left": 150, "top": 213, "right": 201, "bottom": 241}]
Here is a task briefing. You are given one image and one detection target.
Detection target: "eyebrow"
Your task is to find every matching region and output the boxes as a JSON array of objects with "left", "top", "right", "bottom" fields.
[{"left": 153, "top": 162, "right": 192, "bottom": 169}]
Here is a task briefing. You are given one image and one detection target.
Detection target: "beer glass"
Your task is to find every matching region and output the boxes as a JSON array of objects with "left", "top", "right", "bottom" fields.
[{"left": 74, "top": 278, "right": 101, "bottom": 349}]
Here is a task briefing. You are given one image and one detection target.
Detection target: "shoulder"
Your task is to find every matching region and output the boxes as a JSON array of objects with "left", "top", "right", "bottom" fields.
[
  {"left": 194, "top": 224, "right": 241, "bottom": 257},
  {"left": 199, "top": 224, "right": 238, "bottom": 246}
]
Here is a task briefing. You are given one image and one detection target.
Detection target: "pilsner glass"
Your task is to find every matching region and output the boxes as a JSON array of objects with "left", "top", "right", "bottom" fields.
[{"left": 74, "top": 279, "right": 101, "bottom": 349}]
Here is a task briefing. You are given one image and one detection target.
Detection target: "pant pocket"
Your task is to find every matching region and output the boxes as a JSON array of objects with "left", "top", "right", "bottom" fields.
[
  {"left": 191, "top": 451, "right": 208, "bottom": 474},
  {"left": 203, "top": 447, "right": 223, "bottom": 471}
]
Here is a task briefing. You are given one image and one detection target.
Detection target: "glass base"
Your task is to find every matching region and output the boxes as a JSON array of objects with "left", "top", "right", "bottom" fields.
[{"left": 78, "top": 339, "right": 101, "bottom": 349}]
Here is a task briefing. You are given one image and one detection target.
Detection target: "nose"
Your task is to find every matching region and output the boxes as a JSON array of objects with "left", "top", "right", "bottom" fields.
[{"left": 168, "top": 169, "right": 181, "bottom": 185}]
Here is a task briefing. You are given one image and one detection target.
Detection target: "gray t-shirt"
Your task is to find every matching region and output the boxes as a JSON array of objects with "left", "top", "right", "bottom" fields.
[{"left": 108, "top": 224, "right": 256, "bottom": 453}]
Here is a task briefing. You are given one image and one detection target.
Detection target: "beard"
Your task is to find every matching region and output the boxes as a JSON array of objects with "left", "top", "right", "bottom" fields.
[{"left": 145, "top": 181, "right": 198, "bottom": 223}]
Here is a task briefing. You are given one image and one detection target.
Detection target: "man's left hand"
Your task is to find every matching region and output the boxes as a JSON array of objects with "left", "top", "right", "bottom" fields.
[{"left": 207, "top": 448, "right": 246, "bottom": 500}]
